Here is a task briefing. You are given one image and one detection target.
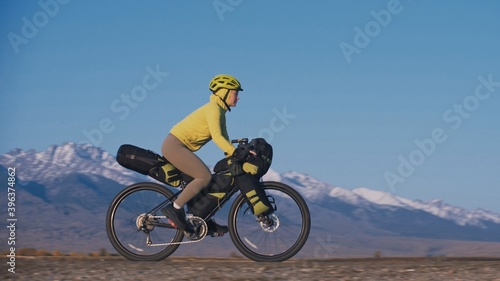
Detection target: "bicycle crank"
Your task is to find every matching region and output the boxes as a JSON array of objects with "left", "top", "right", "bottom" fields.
[
  {"left": 143, "top": 215, "right": 208, "bottom": 247},
  {"left": 184, "top": 215, "right": 208, "bottom": 241}
]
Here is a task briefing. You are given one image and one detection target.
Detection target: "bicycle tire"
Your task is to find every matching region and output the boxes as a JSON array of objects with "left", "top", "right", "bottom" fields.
[
  {"left": 106, "top": 182, "right": 184, "bottom": 261},
  {"left": 228, "top": 181, "right": 311, "bottom": 262}
]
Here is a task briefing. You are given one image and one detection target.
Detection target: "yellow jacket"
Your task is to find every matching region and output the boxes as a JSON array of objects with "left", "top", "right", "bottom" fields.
[{"left": 170, "top": 94, "right": 236, "bottom": 155}]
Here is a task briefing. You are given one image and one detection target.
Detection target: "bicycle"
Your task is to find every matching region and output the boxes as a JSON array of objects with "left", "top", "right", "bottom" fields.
[{"left": 106, "top": 138, "right": 311, "bottom": 262}]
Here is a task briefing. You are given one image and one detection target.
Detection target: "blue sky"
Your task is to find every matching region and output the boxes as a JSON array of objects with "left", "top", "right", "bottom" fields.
[{"left": 1, "top": 1, "right": 499, "bottom": 212}]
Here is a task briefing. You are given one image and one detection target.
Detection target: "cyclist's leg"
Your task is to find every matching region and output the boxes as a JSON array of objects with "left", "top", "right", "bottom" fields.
[{"left": 162, "top": 134, "right": 212, "bottom": 207}]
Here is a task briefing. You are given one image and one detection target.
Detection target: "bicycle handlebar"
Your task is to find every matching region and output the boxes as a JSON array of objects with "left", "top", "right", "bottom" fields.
[{"left": 231, "top": 138, "right": 249, "bottom": 144}]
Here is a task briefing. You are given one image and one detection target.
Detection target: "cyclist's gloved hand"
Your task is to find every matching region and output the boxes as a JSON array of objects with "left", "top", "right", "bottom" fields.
[{"left": 232, "top": 144, "right": 252, "bottom": 163}]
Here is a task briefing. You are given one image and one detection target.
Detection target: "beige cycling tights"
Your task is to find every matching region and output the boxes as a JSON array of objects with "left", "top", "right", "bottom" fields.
[{"left": 161, "top": 134, "right": 212, "bottom": 207}]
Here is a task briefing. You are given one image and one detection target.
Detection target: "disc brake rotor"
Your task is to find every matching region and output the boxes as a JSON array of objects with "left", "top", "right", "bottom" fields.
[{"left": 259, "top": 213, "right": 280, "bottom": 232}]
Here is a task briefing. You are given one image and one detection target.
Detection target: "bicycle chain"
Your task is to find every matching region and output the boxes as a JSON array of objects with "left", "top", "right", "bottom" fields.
[
  {"left": 147, "top": 236, "right": 205, "bottom": 247},
  {"left": 146, "top": 215, "right": 207, "bottom": 247}
]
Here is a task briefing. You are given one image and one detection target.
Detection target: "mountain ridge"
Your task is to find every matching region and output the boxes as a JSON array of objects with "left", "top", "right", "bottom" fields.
[
  {"left": 273, "top": 171, "right": 500, "bottom": 227},
  {"left": 2, "top": 142, "right": 500, "bottom": 257},
  {"left": 3, "top": 142, "right": 500, "bottom": 226}
]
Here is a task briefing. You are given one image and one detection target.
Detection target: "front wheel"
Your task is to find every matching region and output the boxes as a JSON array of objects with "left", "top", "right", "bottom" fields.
[{"left": 228, "top": 181, "right": 311, "bottom": 262}]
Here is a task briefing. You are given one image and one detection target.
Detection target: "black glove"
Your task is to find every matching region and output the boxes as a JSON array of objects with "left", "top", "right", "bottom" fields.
[{"left": 232, "top": 144, "right": 252, "bottom": 163}]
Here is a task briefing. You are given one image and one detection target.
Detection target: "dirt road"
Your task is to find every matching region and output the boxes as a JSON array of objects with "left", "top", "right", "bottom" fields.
[{"left": 3, "top": 256, "right": 500, "bottom": 280}]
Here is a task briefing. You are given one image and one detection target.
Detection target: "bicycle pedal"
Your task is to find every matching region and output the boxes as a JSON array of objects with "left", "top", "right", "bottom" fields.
[{"left": 209, "top": 232, "right": 225, "bottom": 237}]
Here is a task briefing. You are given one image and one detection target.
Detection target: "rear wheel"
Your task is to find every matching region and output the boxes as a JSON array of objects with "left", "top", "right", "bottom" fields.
[
  {"left": 106, "top": 182, "right": 184, "bottom": 261},
  {"left": 228, "top": 181, "right": 311, "bottom": 262}
]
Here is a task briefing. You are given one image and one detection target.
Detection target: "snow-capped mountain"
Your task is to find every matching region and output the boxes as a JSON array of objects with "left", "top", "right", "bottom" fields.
[
  {"left": 0, "top": 142, "right": 142, "bottom": 185},
  {"left": 275, "top": 171, "right": 500, "bottom": 228},
  {"left": 2, "top": 142, "right": 500, "bottom": 256}
]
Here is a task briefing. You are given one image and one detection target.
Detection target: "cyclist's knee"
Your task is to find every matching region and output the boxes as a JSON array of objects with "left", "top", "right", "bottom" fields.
[{"left": 199, "top": 172, "right": 212, "bottom": 187}]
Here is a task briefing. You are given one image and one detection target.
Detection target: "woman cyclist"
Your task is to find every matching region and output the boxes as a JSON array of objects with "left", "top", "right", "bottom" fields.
[{"left": 161, "top": 74, "right": 243, "bottom": 234}]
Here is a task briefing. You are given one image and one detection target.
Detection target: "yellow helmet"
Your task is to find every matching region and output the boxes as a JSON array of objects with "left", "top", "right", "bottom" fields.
[{"left": 209, "top": 74, "right": 243, "bottom": 92}]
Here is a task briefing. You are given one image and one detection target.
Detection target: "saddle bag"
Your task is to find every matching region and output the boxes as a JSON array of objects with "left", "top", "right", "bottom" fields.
[{"left": 116, "top": 144, "right": 182, "bottom": 187}]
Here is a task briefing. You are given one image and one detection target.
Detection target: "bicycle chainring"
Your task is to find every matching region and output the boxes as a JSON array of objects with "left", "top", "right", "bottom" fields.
[{"left": 184, "top": 215, "right": 208, "bottom": 241}]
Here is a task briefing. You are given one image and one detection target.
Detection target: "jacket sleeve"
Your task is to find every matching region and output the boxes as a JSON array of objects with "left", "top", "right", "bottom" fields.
[{"left": 207, "top": 105, "right": 236, "bottom": 155}]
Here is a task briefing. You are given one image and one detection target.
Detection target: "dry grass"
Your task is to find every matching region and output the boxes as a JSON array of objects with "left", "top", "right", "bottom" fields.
[{"left": 4, "top": 255, "right": 500, "bottom": 281}]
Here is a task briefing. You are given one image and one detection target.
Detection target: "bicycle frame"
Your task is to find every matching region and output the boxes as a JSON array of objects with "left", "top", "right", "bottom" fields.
[
  {"left": 148, "top": 172, "right": 241, "bottom": 229},
  {"left": 108, "top": 137, "right": 311, "bottom": 262}
]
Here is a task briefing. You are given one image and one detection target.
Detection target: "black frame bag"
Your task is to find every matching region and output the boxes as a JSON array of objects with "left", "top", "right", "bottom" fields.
[{"left": 187, "top": 173, "right": 234, "bottom": 219}]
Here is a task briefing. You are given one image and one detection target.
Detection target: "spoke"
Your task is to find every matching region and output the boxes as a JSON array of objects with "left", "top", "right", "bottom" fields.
[
  {"left": 111, "top": 187, "right": 180, "bottom": 256},
  {"left": 231, "top": 183, "right": 310, "bottom": 260}
]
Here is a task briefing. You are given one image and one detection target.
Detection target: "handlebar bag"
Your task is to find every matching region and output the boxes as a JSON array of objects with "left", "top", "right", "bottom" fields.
[
  {"left": 246, "top": 138, "right": 273, "bottom": 177},
  {"left": 213, "top": 138, "right": 273, "bottom": 178}
]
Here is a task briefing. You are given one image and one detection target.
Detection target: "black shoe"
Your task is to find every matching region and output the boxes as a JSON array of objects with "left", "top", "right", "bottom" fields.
[
  {"left": 161, "top": 205, "right": 187, "bottom": 231},
  {"left": 206, "top": 219, "right": 228, "bottom": 237}
]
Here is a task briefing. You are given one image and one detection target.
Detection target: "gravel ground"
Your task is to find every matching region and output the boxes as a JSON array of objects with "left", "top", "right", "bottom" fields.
[{"left": 3, "top": 256, "right": 500, "bottom": 281}]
